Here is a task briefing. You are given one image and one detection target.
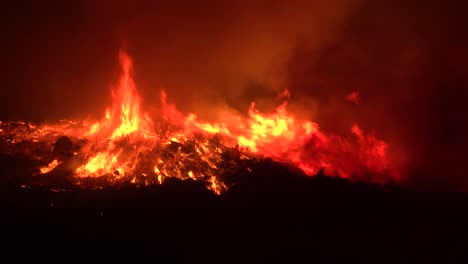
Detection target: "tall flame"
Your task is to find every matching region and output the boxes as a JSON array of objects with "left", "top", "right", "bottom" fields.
[
  {"left": 76, "top": 51, "right": 152, "bottom": 178},
  {"left": 0, "top": 51, "right": 400, "bottom": 194},
  {"left": 87, "top": 51, "right": 149, "bottom": 139}
]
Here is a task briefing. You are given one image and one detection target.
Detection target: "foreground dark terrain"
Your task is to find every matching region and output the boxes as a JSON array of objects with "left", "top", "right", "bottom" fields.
[{"left": 2, "top": 158, "right": 468, "bottom": 262}]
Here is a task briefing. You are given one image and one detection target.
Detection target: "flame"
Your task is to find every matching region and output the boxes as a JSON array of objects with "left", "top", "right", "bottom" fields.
[
  {"left": 90, "top": 51, "right": 148, "bottom": 139},
  {"left": 39, "top": 159, "right": 60, "bottom": 174},
  {"left": 0, "top": 50, "right": 400, "bottom": 194},
  {"left": 75, "top": 52, "right": 151, "bottom": 178}
]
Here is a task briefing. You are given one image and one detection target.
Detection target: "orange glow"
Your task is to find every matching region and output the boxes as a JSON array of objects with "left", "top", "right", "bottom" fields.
[
  {"left": 346, "top": 91, "right": 360, "bottom": 104},
  {"left": 0, "top": 51, "right": 399, "bottom": 193},
  {"left": 39, "top": 160, "right": 60, "bottom": 174}
]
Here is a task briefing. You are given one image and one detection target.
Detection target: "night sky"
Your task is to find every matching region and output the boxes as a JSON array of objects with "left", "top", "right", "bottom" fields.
[{"left": 1, "top": 0, "right": 467, "bottom": 190}]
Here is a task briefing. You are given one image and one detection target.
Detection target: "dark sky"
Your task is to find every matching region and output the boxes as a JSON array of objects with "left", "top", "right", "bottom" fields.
[{"left": 1, "top": 0, "right": 467, "bottom": 190}]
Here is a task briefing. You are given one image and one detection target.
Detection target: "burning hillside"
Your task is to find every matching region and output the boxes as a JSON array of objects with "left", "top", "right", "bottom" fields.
[{"left": 0, "top": 51, "right": 398, "bottom": 193}]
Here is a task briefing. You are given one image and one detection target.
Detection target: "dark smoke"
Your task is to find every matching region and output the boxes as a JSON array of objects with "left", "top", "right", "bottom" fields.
[
  {"left": 1, "top": 0, "right": 467, "bottom": 190},
  {"left": 286, "top": 0, "right": 468, "bottom": 190},
  {"left": 1, "top": 0, "right": 361, "bottom": 120}
]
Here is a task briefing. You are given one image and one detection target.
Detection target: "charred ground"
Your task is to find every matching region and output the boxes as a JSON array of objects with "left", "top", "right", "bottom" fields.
[{"left": 2, "top": 153, "right": 467, "bottom": 262}]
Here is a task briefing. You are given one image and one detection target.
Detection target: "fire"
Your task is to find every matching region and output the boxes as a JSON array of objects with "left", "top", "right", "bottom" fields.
[
  {"left": 87, "top": 51, "right": 148, "bottom": 140},
  {"left": 346, "top": 91, "right": 360, "bottom": 104},
  {"left": 76, "top": 151, "right": 123, "bottom": 177},
  {"left": 236, "top": 101, "right": 317, "bottom": 154},
  {"left": 0, "top": 50, "right": 399, "bottom": 194},
  {"left": 39, "top": 160, "right": 60, "bottom": 174}
]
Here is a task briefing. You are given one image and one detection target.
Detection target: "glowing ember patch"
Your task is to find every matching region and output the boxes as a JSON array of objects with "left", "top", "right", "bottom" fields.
[
  {"left": 208, "top": 176, "right": 224, "bottom": 195},
  {"left": 346, "top": 91, "right": 360, "bottom": 104},
  {"left": 39, "top": 160, "right": 59, "bottom": 174},
  {"left": 303, "top": 122, "right": 319, "bottom": 135},
  {"left": 157, "top": 175, "right": 163, "bottom": 184},
  {"left": 351, "top": 124, "right": 363, "bottom": 137}
]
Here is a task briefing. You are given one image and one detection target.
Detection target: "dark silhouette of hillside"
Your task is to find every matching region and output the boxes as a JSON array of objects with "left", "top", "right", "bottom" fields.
[{"left": 1, "top": 155, "right": 468, "bottom": 262}]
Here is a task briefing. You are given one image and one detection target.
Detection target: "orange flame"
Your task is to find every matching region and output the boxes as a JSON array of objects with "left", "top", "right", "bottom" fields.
[
  {"left": 39, "top": 160, "right": 60, "bottom": 174},
  {"left": 0, "top": 51, "right": 400, "bottom": 193},
  {"left": 76, "top": 52, "right": 151, "bottom": 179}
]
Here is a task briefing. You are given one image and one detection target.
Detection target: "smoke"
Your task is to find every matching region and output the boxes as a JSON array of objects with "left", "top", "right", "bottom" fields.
[
  {"left": 284, "top": 0, "right": 468, "bottom": 190},
  {"left": 83, "top": 0, "right": 363, "bottom": 117},
  {"left": 1, "top": 0, "right": 362, "bottom": 117},
  {"left": 1, "top": 0, "right": 467, "bottom": 189}
]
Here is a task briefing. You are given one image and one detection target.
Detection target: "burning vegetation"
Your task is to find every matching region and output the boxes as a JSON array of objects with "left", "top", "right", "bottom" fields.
[{"left": 0, "top": 51, "right": 398, "bottom": 194}]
